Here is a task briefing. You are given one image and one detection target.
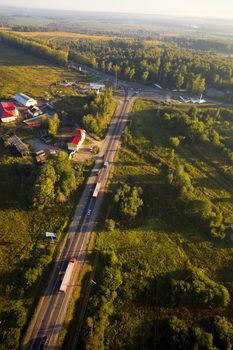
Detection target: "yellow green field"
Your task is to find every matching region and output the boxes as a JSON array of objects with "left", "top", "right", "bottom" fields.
[
  {"left": 0, "top": 42, "right": 80, "bottom": 98},
  {"left": 15, "top": 31, "right": 127, "bottom": 41}
]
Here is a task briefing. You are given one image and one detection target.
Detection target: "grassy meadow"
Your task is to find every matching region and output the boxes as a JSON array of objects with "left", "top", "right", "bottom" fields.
[
  {"left": 15, "top": 31, "right": 129, "bottom": 42},
  {"left": 82, "top": 99, "right": 233, "bottom": 349},
  {"left": 0, "top": 41, "right": 80, "bottom": 99}
]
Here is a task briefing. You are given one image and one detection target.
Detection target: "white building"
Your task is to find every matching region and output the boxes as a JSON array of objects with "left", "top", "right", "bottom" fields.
[
  {"left": 86, "top": 83, "right": 105, "bottom": 94},
  {"left": 14, "top": 93, "right": 37, "bottom": 107}
]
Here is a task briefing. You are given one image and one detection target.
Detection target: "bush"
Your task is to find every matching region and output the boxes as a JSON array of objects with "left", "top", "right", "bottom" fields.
[
  {"left": 33, "top": 151, "right": 84, "bottom": 208},
  {"left": 114, "top": 183, "right": 143, "bottom": 219},
  {"left": 168, "top": 316, "right": 190, "bottom": 349},
  {"left": 93, "top": 145, "right": 100, "bottom": 155},
  {"left": 170, "top": 137, "right": 180, "bottom": 148},
  {"left": 211, "top": 316, "right": 233, "bottom": 349},
  {"left": 152, "top": 268, "right": 230, "bottom": 308},
  {"left": 105, "top": 219, "right": 115, "bottom": 231}
]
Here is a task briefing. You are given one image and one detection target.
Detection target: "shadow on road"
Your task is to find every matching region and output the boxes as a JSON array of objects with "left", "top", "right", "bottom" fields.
[
  {"left": 23, "top": 335, "right": 47, "bottom": 350},
  {"left": 61, "top": 251, "right": 97, "bottom": 350}
]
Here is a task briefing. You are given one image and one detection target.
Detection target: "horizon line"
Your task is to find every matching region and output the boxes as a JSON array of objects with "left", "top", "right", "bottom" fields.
[{"left": 1, "top": 4, "right": 233, "bottom": 21}]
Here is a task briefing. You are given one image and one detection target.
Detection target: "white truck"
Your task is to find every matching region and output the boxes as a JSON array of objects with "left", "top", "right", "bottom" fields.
[
  {"left": 59, "top": 258, "right": 77, "bottom": 293},
  {"left": 93, "top": 182, "right": 101, "bottom": 198}
]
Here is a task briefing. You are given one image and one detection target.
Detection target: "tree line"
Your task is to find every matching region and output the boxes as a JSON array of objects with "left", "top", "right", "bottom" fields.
[
  {"left": 163, "top": 36, "right": 233, "bottom": 55},
  {"left": 0, "top": 31, "right": 68, "bottom": 66}
]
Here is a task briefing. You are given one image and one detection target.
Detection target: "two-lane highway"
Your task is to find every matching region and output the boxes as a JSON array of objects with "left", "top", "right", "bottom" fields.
[{"left": 22, "top": 88, "right": 134, "bottom": 350}]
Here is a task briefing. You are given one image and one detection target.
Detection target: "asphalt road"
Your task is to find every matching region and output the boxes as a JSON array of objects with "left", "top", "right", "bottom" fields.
[{"left": 22, "top": 86, "right": 136, "bottom": 350}]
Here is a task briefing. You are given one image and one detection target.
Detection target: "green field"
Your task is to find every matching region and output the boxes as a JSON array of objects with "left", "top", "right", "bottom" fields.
[
  {"left": 81, "top": 99, "right": 233, "bottom": 349},
  {"left": 0, "top": 42, "right": 80, "bottom": 99}
]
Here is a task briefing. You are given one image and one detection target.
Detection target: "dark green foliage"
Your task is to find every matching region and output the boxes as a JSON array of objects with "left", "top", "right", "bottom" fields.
[
  {"left": 168, "top": 316, "right": 191, "bottom": 349},
  {"left": 83, "top": 88, "right": 115, "bottom": 138},
  {"left": 149, "top": 268, "right": 230, "bottom": 308},
  {"left": 191, "top": 327, "right": 215, "bottom": 350},
  {"left": 85, "top": 252, "right": 123, "bottom": 350},
  {"left": 170, "top": 136, "right": 180, "bottom": 148},
  {"left": 66, "top": 39, "right": 233, "bottom": 92},
  {"left": 167, "top": 162, "right": 194, "bottom": 197},
  {"left": 105, "top": 219, "right": 116, "bottom": 231},
  {"left": 167, "top": 317, "right": 215, "bottom": 350},
  {"left": 187, "top": 74, "right": 206, "bottom": 94},
  {"left": 167, "top": 159, "right": 226, "bottom": 239},
  {"left": 0, "top": 301, "right": 27, "bottom": 349},
  {"left": 55, "top": 90, "right": 115, "bottom": 140},
  {"left": 69, "top": 50, "right": 94, "bottom": 67},
  {"left": 33, "top": 163, "right": 56, "bottom": 208},
  {"left": 114, "top": 183, "right": 143, "bottom": 219},
  {"left": 47, "top": 113, "right": 60, "bottom": 137},
  {"left": 211, "top": 316, "right": 233, "bottom": 349},
  {"left": 122, "top": 126, "right": 133, "bottom": 146},
  {"left": 33, "top": 151, "right": 84, "bottom": 209}
]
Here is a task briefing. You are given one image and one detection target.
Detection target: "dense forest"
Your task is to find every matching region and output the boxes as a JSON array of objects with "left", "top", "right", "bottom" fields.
[
  {"left": 68, "top": 39, "right": 233, "bottom": 93},
  {"left": 163, "top": 36, "right": 233, "bottom": 55}
]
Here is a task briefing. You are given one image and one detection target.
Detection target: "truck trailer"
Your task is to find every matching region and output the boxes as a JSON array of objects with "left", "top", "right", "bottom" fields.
[
  {"left": 93, "top": 182, "right": 101, "bottom": 198},
  {"left": 59, "top": 258, "right": 77, "bottom": 293}
]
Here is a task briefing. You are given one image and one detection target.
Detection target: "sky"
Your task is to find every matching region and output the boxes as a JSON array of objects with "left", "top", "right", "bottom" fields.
[{"left": 1, "top": 0, "right": 233, "bottom": 19}]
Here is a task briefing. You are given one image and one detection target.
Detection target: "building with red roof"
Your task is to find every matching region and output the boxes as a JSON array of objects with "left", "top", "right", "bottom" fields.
[
  {"left": 0, "top": 102, "right": 19, "bottom": 123},
  {"left": 68, "top": 128, "right": 86, "bottom": 151}
]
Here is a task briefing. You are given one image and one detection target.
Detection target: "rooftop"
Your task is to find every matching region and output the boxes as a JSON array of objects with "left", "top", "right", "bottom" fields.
[
  {"left": 1, "top": 134, "right": 29, "bottom": 157},
  {"left": 0, "top": 101, "right": 17, "bottom": 118}
]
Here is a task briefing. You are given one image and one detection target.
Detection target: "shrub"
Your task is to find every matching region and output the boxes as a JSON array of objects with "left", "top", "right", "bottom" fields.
[
  {"left": 170, "top": 137, "right": 180, "bottom": 148},
  {"left": 105, "top": 219, "right": 115, "bottom": 231}
]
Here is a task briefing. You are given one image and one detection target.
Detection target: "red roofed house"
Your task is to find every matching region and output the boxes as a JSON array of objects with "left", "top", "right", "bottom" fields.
[
  {"left": 0, "top": 102, "right": 19, "bottom": 123},
  {"left": 68, "top": 128, "right": 86, "bottom": 151}
]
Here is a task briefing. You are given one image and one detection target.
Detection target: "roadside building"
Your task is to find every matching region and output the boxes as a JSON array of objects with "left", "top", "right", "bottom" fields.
[
  {"left": 35, "top": 150, "right": 47, "bottom": 163},
  {"left": 0, "top": 101, "right": 19, "bottom": 123},
  {"left": 86, "top": 83, "right": 105, "bottom": 94},
  {"left": 28, "top": 105, "right": 42, "bottom": 117},
  {"left": 1, "top": 134, "right": 30, "bottom": 157},
  {"left": 23, "top": 115, "right": 45, "bottom": 127},
  {"left": 14, "top": 93, "right": 37, "bottom": 107},
  {"left": 68, "top": 128, "right": 86, "bottom": 151},
  {"left": 77, "top": 88, "right": 88, "bottom": 94}
]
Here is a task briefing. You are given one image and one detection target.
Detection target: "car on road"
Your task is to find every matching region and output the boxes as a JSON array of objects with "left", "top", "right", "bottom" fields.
[{"left": 87, "top": 209, "right": 92, "bottom": 216}]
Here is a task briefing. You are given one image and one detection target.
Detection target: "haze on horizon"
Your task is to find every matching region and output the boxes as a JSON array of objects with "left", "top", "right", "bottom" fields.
[{"left": 0, "top": 0, "right": 233, "bottom": 19}]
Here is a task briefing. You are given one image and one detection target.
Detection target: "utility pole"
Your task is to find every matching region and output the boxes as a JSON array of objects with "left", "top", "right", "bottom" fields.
[
  {"left": 113, "top": 65, "right": 120, "bottom": 88},
  {"left": 115, "top": 70, "right": 118, "bottom": 87}
]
